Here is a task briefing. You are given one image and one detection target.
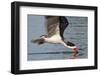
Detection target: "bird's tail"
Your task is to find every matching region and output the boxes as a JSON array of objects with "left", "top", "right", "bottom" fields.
[{"left": 31, "top": 38, "right": 45, "bottom": 45}]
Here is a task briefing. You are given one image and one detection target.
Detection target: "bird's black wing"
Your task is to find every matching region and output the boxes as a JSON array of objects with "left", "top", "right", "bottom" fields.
[{"left": 59, "top": 16, "right": 69, "bottom": 40}]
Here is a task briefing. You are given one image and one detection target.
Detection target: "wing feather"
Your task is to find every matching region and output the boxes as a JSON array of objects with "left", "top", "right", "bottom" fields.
[
  {"left": 46, "top": 16, "right": 60, "bottom": 37},
  {"left": 45, "top": 16, "right": 69, "bottom": 39}
]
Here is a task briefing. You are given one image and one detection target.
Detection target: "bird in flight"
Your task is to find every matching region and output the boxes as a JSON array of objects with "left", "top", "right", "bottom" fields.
[{"left": 31, "top": 16, "right": 78, "bottom": 57}]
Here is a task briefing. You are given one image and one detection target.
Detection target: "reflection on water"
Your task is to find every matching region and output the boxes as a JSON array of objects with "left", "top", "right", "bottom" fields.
[
  {"left": 27, "top": 16, "right": 88, "bottom": 61},
  {"left": 28, "top": 51, "right": 85, "bottom": 60}
]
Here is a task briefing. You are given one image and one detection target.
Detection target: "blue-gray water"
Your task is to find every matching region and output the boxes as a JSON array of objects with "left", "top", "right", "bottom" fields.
[{"left": 27, "top": 15, "right": 88, "bottom": 61}]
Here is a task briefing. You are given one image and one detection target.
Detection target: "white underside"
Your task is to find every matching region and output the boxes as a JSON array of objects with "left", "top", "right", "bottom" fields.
[
  {"left": 44, "top": 34, "right": 76, "bottom": 49},
  {"left": 45, "top": 34, "right": 62, "bottom": 43}
]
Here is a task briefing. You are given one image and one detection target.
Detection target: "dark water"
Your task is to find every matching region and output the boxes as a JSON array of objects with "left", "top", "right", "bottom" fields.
[{"left": 27, "top": 15, "right": 88, "bottom": 61}]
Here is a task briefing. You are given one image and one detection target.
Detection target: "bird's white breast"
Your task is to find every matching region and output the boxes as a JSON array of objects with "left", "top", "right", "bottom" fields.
[{"left": 44, "top": 34, "right": 62, "bottom": 44}]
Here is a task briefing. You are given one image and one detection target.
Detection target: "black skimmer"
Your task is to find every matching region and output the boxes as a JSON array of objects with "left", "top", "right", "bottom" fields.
[{"left": 31, "top": 16, "right": 78, "bottom": 57}]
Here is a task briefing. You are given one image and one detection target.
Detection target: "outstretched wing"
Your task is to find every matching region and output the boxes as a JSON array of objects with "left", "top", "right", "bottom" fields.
[
  {"left": 59, "top": 16, "right": 69, "bottom": 40},
  {"left": 46, "top": 16, "right": 60, "bottom": 37}
]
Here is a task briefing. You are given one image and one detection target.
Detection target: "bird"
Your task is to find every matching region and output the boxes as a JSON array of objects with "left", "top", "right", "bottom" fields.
[{"left": 31, "top": 16, "right": 78, "bottom": 57}]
